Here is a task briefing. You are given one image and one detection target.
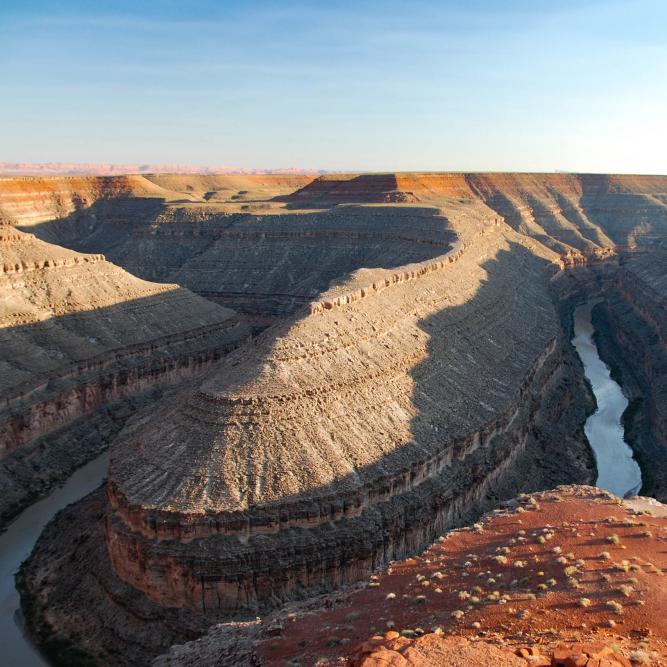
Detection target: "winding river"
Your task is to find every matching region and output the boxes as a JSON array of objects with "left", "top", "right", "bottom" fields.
[
  {"left": 572, "top": 301, "right": 642, "bottom": 497},
  {"left": 0, "top": 452, "right": 109, "bottom": 666},
  {"left": 0, "top": 300, "right": 644, "bottom": 665}
]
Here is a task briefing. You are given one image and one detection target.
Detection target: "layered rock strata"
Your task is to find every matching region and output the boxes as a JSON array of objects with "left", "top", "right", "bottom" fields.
[
  {"left": 588, "top": 252, "right": 667, "bottom": 501},
  {"left": 14, "top": 171, "right": 667, "bottom": 665},
  {"left": 4, "top": 173, "right": 667, "bottom": 321},
  {"left": 0, "top": 174, "right": 312, "bottom": 229},
  {"left": 0, "top": 223, "right": 249, "bottom": 525},
  {"left": 551, "top": 243, "right": 667, "bottom": 502},
  {"left": 111, "top": 206, "right": 459, "bottom": 317},
  {"left": 104, "top": 223, "right": 593, "bottom": 613}
]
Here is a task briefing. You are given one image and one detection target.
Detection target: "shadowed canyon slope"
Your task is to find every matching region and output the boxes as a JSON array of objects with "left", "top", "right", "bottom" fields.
[{"left": 3, "top": 172, "right": 667, "bottom": 667}]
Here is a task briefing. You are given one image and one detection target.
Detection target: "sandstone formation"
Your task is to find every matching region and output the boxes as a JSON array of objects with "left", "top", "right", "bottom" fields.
[
  {"left": 0, "top": 222, "right": 249, "bottom": 526},
  {"left": 104, "top": 215, "right": 593, "bottom": 616},
  {"left": 4, "top": 173, "right": 667, "bottom": 324},
  {"left": 8, "top": 172, "right": 667, "bottom": 666}
]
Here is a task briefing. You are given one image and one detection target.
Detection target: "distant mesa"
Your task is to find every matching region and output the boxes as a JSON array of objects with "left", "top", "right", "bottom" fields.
[{"left": 0, "top": 162, "right": 327, "bottom": 176}]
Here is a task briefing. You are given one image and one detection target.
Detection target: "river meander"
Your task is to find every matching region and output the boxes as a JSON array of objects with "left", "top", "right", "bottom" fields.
[
  {"left": 572, "top": 301, "right": 642, "bottom": 498},
  {"left": 0, "top": 300, "right": 645, "bottom": 665},
  {"left": 0, "top": 452, "right": 109, "bottom": 666}
]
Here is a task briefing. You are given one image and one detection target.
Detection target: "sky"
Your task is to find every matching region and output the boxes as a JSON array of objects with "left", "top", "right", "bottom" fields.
[{"left": 1, "top": 0, "right": 666, "bottom": 173}]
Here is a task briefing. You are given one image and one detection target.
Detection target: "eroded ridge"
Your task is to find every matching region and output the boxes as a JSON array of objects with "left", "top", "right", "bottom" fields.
[{"left": 104, "top": 219, "right": 590, "bottom": 612}]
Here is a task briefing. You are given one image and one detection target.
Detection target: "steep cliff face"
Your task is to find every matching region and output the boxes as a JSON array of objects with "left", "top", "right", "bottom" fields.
[
  {"left": 155, "top": 486, "right": 664, "bottom": 667},
  {"left": 588, "top": 253, "right": 667, "bottom": 501},
  {"left": 549, "top": 242, "right": 667, "bottom": 503},
  {"left": 0, "top": 175, "right": 168, "bottom": 227},
  {"left": 278, "top": 173, "right": 476, "bottom": 204},
  {"left": 464, "top": 173, "right": 667, "bottom": 252},
  {"left": 0, "top": 223, "right": 250, "bottom": 525}
]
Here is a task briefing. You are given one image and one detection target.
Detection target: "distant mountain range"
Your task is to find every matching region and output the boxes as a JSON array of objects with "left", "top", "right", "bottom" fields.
[{"left": 0, "top": 162, "right": 326, "bottom": 176}]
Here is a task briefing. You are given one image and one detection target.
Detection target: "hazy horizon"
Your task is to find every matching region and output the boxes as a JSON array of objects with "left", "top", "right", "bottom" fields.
[
  {"left": 2, "top": 0, "right": 666, "bottom": 173},
  {"left": 3, "top": 162, "right": 667, "bottom": 177}
]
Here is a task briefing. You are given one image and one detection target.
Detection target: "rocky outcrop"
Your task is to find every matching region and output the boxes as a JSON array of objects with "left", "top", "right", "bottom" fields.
[
  {"left": 465, "top": 173, "right": 667, "bottom": 253},
  {"left": 144, "top": 487, "right": 667, "bottom": 666},
  {"left": 77, "top": 206, "right": 464, "bottom": 318},
  {"left": 150, "top": 486, "right": 664, "bottom": 667}
]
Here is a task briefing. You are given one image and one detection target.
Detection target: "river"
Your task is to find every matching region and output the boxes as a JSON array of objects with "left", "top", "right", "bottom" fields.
[
  {"left": 0, "top": 452, "right": 109, "bottom": 666},
  {"left": 572, "top": 301, "right": 642, "bottom": 497}
]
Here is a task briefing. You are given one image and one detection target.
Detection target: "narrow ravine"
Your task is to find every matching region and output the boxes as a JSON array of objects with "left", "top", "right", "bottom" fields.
[
  {"left": 572, "top": 301, "right": 642, "bottom": 498},
  {"left": 0, "top": 452, "right": 109, "bottom": 666}
]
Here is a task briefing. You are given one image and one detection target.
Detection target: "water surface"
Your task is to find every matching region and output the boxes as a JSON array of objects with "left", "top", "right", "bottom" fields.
[
  {"left": 572, "top": 301, "right": 642, "bottom": 497},
  {"left": 0, "top": 452, "right": 109, "bottom": 666}
]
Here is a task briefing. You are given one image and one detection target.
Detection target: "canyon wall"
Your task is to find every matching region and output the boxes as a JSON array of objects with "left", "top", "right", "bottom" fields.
[
  {"left": 562, "top": 252, "right": 667, "bottom": 502},
  {"left": 104, "top": 221, "right": 593, "bottom": 613},
  {"left": 9, "top": 171, "right": 667, "bottom": 665},
  {"left": 3, "top": 173, "right": 666, "bottom": 321},
  {"left": 0, "top": 223, "right": 250, "bottom": 525}
]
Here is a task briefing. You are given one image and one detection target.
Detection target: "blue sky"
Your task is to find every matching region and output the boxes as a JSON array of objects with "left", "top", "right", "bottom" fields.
[{"left": 1, "top": 0, "right": 666, "bottom": 172}]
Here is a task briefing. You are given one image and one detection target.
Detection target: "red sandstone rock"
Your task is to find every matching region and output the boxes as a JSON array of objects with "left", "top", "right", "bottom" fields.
[{"left": 353, "top": 634, "right": 526, "bottom": 666}]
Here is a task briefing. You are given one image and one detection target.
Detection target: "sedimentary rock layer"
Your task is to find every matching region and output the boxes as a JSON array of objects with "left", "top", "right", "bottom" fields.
[
  {"left": 11, "top": 171, "right": 667, "bottom": 665},
  {"left": 3, "top": 173, "right": 666, "bottom": 322},
  {"left": 0, "top": 223, "right": 249, "bottom": 525},
  {"left": 103, "top": 218, "right": 594, "bottom": 613},
  {"left": 158, "top": 485, "right": 664, "bottom": 667},
  {"left": 551, "top": 242, "right": 667, "bottom": 502},
  {"left": 0, "top": 174, "right": 313, "bottom": 228}
]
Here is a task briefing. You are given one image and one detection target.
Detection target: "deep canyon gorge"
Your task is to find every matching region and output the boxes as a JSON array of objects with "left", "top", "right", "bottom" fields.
[{"left": 1, "top": 172, "right": 667, "bottom": 666}]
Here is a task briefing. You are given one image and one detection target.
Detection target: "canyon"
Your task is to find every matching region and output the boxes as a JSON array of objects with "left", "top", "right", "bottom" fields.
[{"left": 1, "top": 172, "right": 666, "bottom": 666}]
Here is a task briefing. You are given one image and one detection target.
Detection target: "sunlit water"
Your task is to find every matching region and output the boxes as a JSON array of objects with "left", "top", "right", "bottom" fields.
[
  {"left": 0, "top": 452, "right": 109, "bottom": 666},
  {"left": 572, "top": 301, "right": 642, "bottom": 497}
]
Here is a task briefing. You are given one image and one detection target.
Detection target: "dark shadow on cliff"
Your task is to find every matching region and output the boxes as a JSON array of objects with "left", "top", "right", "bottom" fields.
[
  {"left": 15, "top": 196, "right": 166, "bottom": 252},
  {"left": 272, "top": 174, "right": 418, "bottom": 210},
  {"left": 0, "top": 286, "right": 243, "bottom": 415},
  {"left": 0, "top": 286, "right": 247, "bottom": 527}
]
